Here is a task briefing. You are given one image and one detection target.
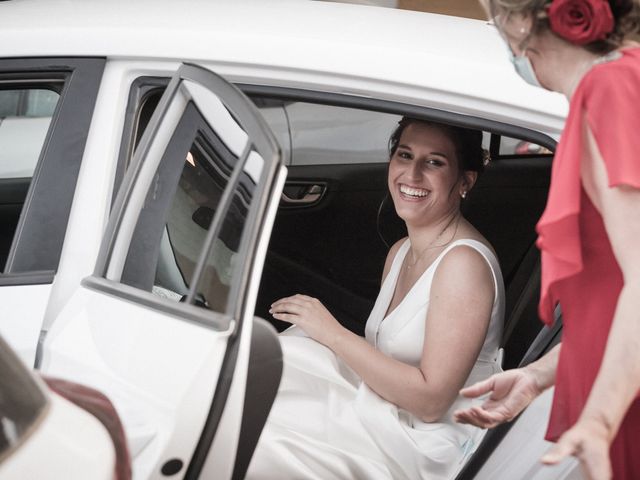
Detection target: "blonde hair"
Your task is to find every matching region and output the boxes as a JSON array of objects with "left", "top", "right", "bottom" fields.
[{"left": 488, "top": 0, "right": 640, "bottom": 53}]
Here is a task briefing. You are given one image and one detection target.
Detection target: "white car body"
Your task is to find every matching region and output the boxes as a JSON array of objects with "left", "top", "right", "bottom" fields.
[
  {"left": 0, "top": 393, "right": 116, "bottom": 480},
  {"left": 0, "top": 336, "right": 115, "bottom": 480},
  {"left": 0, "top": 1, "right": 580, "bottom": 479}
]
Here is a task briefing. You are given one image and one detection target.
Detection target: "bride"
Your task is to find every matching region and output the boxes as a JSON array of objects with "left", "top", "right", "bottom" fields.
[{"left": 246, "top": 118, "right": 505, "bottom": 479}]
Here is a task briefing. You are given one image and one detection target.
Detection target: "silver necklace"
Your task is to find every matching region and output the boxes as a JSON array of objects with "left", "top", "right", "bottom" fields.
[{"left": 406, "top": 214, "right": 460, "bottom": 269}]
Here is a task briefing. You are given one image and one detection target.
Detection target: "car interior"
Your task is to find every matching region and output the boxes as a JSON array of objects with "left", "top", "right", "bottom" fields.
[
  {"left": 0, "top": 80, "right": 559, "bottom": 478},
  {"left": 247, "top": 96, "right": 553, "bottom": 371},
  {"left": 246, "top": 96, "right": 556, "bottom": 479},
  {"left": 102, "top": 83, "right": 555, "bottom": 374}
]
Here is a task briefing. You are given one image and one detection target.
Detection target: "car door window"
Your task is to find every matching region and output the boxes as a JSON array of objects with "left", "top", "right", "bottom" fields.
[
  {"left": 120, "top": 112, "right": 259, "bottom": 314},
  {"left": 285, "top": 102, "right": 401, "bottom": 165},
  {"left": 102, "top": 66, "right": 278, "bottom": 321},
  {"left": 0, "top": 86, "right": 61, "bottom": 271},
  {"left": 0, "top": 88, "right": 59, "bottom": 179},
  {"left": 0, "top": 59, "right": 104, "bottom": 280}
]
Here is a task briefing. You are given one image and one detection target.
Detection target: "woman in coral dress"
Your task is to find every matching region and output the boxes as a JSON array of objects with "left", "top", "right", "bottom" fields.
[{"left": 455, "top": 1, "right": 640, "bottom": 479}]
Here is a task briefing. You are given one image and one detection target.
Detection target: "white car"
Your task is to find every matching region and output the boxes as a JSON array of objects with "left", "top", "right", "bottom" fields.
[
  {"left": 0, "top": 0, "right": 582, "bottom": 478},
  {"left": 0, "top": 334, "right": 116, "bottom": 479}
]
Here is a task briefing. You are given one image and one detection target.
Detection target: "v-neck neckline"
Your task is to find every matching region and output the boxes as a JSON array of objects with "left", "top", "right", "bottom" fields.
[{"left": 382, "top": 239, "right": 455, "bottom": 321}]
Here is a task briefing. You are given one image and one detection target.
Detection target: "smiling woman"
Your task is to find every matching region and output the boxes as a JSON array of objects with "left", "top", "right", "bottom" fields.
[
  {"left": 246, "top": 118, "right": 504, "bottom": 479},
  {"left": 388, "top": 118, "right": 486, "bottom": 230}
]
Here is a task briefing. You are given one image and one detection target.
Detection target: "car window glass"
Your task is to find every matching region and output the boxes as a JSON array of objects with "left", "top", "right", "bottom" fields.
[
  {"left": 191, "top": 149, "right": 261, "bottom": 311},
  {"left": 0, "top": 335, "right": 47, "bottom": 462},
  {"left": 246, "top": 97, "right": 290, "bottom": 164},
  {"left": 499, "top": 136, "right": 551, "bottom": 156},
  {"left": 0, "top": 88, "right": 59, "bottom": 179},
  {"left": 284, "top": 102, "right": 401, "bottom": 165},
  {"left": 119, "top": 97, "right": 261, "bottom": 315},
  {"left": 0, "top": 86, "right": 61, "bottom": 272}
]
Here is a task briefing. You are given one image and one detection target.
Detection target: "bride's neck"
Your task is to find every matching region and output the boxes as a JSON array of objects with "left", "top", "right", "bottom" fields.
[{"left": 406, "top": 211, "right": 460, "bottom": 252}]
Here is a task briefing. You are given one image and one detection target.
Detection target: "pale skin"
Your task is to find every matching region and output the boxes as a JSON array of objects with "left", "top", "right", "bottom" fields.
[
  {"left": 270, "top": 123, "right": 497, "bottom": 423},
  {"left": 455, "top": 4, "right": 640, "bottom": 479}
]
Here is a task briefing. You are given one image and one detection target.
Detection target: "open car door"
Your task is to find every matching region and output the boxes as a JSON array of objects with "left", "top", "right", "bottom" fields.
[{"left": 39, "top": 64, "right": 286, "bottom": 479}]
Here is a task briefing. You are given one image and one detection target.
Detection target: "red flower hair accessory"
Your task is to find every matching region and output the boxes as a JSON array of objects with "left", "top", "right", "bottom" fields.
[{"left": 548, "top": 0, "right": 614, "bottom": 45}]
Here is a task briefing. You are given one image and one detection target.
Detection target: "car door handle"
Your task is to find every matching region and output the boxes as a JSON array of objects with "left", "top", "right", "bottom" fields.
[{"left": 281, "top": 183, "right": 326, "bottom": 206}]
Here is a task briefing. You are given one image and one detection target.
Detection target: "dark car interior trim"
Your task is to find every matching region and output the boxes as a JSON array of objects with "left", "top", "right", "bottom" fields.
[{"left": 232, "top": 317, "right": 283, "bottom": 480}]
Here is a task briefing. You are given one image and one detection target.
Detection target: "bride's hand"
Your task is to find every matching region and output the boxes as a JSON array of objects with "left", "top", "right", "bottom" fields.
[{"left": 270, "top": 294, "right": 344, "bottom": 347}]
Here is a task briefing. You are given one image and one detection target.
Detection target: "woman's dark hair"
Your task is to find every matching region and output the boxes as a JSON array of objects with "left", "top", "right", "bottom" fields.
[
  {"left": 489, "top": 0, "right": 640, "bottom": 54},
  {"left": 388, "top": 117, "right": 488, "bottom": 175}
]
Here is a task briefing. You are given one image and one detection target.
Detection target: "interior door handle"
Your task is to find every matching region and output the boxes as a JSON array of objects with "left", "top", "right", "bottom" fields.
[{"left": 281, "top": 183, "right": 325, "bottom": 206}]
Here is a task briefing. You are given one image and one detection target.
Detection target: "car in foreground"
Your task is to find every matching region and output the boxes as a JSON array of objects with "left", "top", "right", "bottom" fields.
[
  {"left": 0, "top": 0, "right": 582, "bottom": 478},
  {"left": 0, "top": 334, "right": 116, "bottom": 479}
]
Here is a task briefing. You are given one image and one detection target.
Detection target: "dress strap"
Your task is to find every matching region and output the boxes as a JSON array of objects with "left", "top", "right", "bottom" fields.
[{"left": 430, "top": 239, "right": 504, "bottom": 305}]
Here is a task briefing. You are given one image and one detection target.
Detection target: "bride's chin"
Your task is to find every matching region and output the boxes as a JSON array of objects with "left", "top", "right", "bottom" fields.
[{"left": 395, "top": 210, "right": 423, "bottom": 225}]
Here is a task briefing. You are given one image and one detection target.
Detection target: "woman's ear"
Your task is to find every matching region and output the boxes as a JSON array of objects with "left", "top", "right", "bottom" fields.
[{"left": 460, "top": 171, "right": 478, "bottom": 197}]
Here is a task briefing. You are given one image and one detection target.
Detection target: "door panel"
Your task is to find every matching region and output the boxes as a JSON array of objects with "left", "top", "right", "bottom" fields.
[
  {"left": 42, "top": 64, "right": 283, "bottom": 480},
  {"left": 43, "top": 282, "right": 230, "bottom": 478}
]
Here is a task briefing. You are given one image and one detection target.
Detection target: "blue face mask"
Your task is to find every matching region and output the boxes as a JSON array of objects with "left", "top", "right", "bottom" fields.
[
  {"left": 509, "top": 51, "right": 542, "bottom": 88},
  {"left": 490, "top": 15, "right": 542, "bottom": 88}
]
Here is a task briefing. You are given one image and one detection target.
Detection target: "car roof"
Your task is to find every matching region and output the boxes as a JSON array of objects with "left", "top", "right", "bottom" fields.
[{"left": 0, "top": 0, "right": 567, "bottom": 136}]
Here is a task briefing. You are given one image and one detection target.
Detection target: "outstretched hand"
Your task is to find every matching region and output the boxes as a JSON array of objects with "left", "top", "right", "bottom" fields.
[
  {"left": 453, "top": 368, "right": 543, "bottom": 428},
  {"left": 270, "top": 294, "right": 344, "bottom": 347},
  {"left": 541, "top": 417, "right": 613, "bottom": 480}
]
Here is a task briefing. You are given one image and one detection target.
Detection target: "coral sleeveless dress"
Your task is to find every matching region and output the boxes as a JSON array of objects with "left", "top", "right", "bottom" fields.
[
  {"left": 536, "top": 47, "right": 640, "bottom": 479},
  {"left": 246, "top": 239, "right": 504, "bottom": 479}
]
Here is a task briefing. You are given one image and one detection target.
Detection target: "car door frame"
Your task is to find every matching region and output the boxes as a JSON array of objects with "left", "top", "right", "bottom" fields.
[{"left": 42, "top": 63, "right": 285, "bottom": 479}]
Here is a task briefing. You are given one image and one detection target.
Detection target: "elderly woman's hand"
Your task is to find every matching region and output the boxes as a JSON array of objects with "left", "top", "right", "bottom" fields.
[
  {"left": 541, "top": 416, "right": 613, "bottom": 480},
  {"left": 270, "top": 294, "right": 345, "bottom": 348},
  {"left": 453, "top": 368, "right": 543, "bottom": 428}
]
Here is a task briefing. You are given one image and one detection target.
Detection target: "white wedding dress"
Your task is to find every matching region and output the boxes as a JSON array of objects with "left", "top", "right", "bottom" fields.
[{"left": 246, "top": 239, "right": 504, "bottom": 479}]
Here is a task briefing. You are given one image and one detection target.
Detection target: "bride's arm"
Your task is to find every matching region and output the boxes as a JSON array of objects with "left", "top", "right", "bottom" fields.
[{"left": 270, "top": 244, "right": 495, "bottom": 422}]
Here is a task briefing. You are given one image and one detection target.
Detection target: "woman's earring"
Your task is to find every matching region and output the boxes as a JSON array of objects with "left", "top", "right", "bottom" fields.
[{"left": 461, "top": 191, "right": 467, "bottom": 199}]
